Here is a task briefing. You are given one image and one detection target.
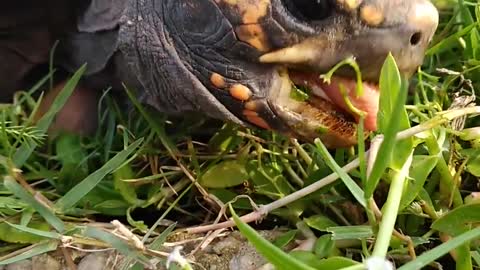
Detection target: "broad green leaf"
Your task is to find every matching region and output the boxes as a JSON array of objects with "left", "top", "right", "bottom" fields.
[
  {"left": 0, "top": 240, "right": 58, "bottom": 265},
  {"left": 114, "top": 164, "right": 141, "bottom": 205},
  {"left": 431, "top": 204, "right": 480, "bottom": 235},
  {"left": 377, "top": 54, "right": 402, "bottom": 132},
  {"left": 378, "top": 53, "right": 413, "bottom": 170},
  {"left": 366, "top": 54, "right": 411, "bottom": 198},
  {"left": 56, "top": 133, "right": 89, "bottom": 193},
  {"left": 304, "top": 215, "right": 338, "bottom": 232},
  {"left": 4, "top": 177, "right": 65, "bottom": 232},
  {"left": 399, "top": 155, "right": 438, "bottom": 210},
  {"left": 289, "top": 253, "right": 359, "bottom": 270},
  {"left": 273, "top": 230, "right": 298, "bottom": 248},
  {"left": 399, "top": 227, "right": 480, "bottom": 270},
  {"left": 462, "top": 149, "right": 480, "bottom": 177},
  {"left": 314, "top": 234, "right": 335, "bottom": 259},
  {"left": 289, "top": 251, "right": 326, "bottom": 268},
  {"left": 230, "top": 205, "right": 316, "bottom": 270},
  {"left": 55, "top": 139, "right": 143, "bottom": 212},
  {"left": 200, "top": 160, "right": 248, "bottom": 188},
  {"left": 247, "top": 160, "right": 293, "bottom": 199}
]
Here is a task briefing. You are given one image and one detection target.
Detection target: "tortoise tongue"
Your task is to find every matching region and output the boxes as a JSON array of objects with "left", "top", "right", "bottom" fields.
[{"left": 290, "top": 72, "right": 379, "bottom": 131}]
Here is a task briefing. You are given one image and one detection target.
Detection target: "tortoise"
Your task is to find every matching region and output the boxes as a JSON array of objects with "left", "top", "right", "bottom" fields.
[{"left": 0, "top": 0, "right": 439, "bottom": 148}]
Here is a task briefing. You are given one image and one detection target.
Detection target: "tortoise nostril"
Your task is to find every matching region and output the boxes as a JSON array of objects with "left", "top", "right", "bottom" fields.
[{"left": 410, "top": 32, "right": 422, "bottom": 46}]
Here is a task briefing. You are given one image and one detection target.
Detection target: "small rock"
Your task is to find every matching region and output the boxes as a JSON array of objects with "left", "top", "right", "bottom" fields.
[
  {"left": 5, "top": 259, "right": 31, "bottom": 270},
  {"left": 32, "top": 254, "right": 61, "bottom": 270},
  {"left": 77, "top": 253, "right": 109, "bottom": 270}
]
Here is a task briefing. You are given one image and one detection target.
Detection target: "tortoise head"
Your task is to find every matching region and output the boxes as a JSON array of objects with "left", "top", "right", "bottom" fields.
[{"left": 118, "top": 0, "right": 439, "bottom": 148}]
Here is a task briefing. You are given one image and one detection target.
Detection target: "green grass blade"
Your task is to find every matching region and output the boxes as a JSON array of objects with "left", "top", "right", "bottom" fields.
[
  {"left": 5, "top": 222, "right": 61, "bottom": 240},
  {"left": 398, "top": 227, "right": 480, "bottom": 270},
  {"left": 4, "top": 177, "right": 65, "bottom": 232},
  {"left": 123, "top": 85, "right": 179, "bottom": 157},
  {"left": 230, "top": 204, "right": 317, "bottom": 270},
  {"left": 0, "top": 240, "right": 58, "bottom": 265},
  {"left": 13, "top": 65, "right": 86, "bottom": 167},
  {"left": 149, "top": 223, "right": 177, "bottom": 250},
  {"left": 55, "top": 138, "right": 143, "bottom": 212},
  {"left": 314, "top": 139, "right": 366, "bottom": 208},
  {"left": 426, "top": 23, "right": 479, "bottom": 56},
  {"left": 84, "top": 226, "right": 151, "bottom": 266}
]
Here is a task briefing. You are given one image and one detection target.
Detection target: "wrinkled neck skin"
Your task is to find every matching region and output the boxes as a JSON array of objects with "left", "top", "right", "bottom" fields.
[{"left": 115, "top": 0, "right": 245, "bottom": 125}]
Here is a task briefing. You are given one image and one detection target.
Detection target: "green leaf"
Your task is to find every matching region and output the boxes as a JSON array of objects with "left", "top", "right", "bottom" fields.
[
  {"left": 0, "top": 240, "right": 58, "bottom": 265},
  {"left": 114, "top": 164, "right": 141, "bottom": 205},
  {"left": 377, "top": 54, "right": 402, "bottom": 133},
  {"left": 314, "top": 234, "right": 335, "bottom": 259},
  {"left": 273, "top": 230, "right": 298, "bottom": 248},
  {"left": 426, "top": 23, "right": 479, "bottom": 55},
  {"left": 366, "top": 54, "right": 411, "bottom": 198},
  {"left": 313, "top": 139, "right": 366, "bottom": 207},
  {"left": 247, "top": 160, "right": 293, "bottom": 199},
  {"left": 200, "top": 160, "right": 248, "bottom": 188},
  {"left": 4, "top": 177, "right": 65, "bottom": 232},
  {"left": 5, "top": 222, "right": 61, "bottom": 240},
  {"left": 462, "top": 149, "right": 480, "bottom": 177},
  {"left": 230, "top": 204, "right": 316, "bottom": 270},
  {"left": 304, "top": 215, "right": 338, "bottom": 232},
  {"left": 431, "top": 204, "right": 480, "bottom": 236},
  {"left": 0, "top": 222, "right": 51, "bottom": 244},
  {"left": 13, "top": 65, "right": 86, "bottom": 167},
  {"left": 55, "top": 139, "right": 143, "bottom": 212},
  {"left": 289, "top": 254, "right": 359, "bottom": 270},
  {"left": 399, "top": 155, "right": 438, "bottom": 210},
  {"left": 399, "top": 227, "right": 480, "bottom": 270},
  {"left": 56, "top": 133, "right": 89, "bottom": 192}
]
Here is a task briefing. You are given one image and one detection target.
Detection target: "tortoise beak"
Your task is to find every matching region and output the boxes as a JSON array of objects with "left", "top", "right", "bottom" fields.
[
  {"left": 260, "top": 0, "right": 439, "bottom": 81},
  {"left": 258, "top": 0, "right": 439, "bottom": 148}
]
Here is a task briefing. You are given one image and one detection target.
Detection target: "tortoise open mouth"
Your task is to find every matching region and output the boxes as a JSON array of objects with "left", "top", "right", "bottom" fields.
[{"left": 268, "top": 68, "right": 380, "bottom": 148}]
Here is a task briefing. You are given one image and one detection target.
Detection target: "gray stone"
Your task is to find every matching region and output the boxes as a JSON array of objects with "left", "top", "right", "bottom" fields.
[
  {"left": 32, "top": 254, "right": 62, "bottom": 270},
  {"left": 5, "top": 260, "right": 31, "bottom": 270},
  {"left": 77, "top": 253, "right": 109, "bottom": 270}
]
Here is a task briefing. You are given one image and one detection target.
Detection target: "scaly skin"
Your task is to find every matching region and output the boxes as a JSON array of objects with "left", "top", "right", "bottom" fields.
[{"left": 0, "top": 0, "right": 439, "bottom": 147}]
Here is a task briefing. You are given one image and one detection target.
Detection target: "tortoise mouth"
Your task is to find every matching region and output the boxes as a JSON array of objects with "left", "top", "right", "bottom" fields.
[{"left": 268, "top": 68, "right": 380, "bottom": 148}]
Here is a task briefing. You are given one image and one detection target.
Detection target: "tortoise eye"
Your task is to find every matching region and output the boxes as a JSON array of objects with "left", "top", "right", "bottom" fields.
[{"left": 282, "top": 0, "right": 333, "bottom": 21}]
